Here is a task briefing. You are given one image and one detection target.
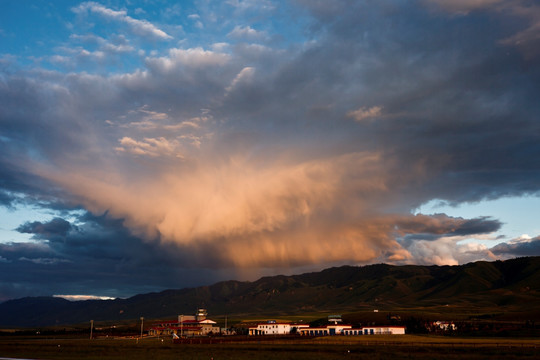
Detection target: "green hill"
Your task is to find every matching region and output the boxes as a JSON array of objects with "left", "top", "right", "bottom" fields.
[{"left": 1, "top": 257, "right": 539, "bottom": 327}]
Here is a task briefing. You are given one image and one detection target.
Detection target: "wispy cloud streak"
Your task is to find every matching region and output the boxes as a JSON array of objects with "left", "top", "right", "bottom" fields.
[{"left": 73, "top": 2, "right": 172, "bottom": 40}]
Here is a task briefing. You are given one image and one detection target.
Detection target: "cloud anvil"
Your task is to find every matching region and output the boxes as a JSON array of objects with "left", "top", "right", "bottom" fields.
[{"left": 0, "top": 0, "right": 539, "bottom": 301}]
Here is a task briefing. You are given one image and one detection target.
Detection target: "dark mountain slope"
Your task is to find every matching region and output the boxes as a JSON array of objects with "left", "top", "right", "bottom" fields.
[{"left": 1, "top": 257, "right": 539, "bottom": 327}]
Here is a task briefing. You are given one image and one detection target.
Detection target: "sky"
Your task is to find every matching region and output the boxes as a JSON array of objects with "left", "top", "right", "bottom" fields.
[{"left": 1, "top": 0, "right": 540, "bottom": 302}]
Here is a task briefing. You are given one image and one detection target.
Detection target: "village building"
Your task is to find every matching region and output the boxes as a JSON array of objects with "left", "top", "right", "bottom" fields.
[
  {"left": 151, "top": 310, "right": 406, "bottom": 338},
  {"left": 297, "top": 323, "right": 353, "bottom": 336},
  {"left": 249, "top": 315, "right": 405, "bottom": 336},
  {"left": 342, "top": 326, "right": 406, "bottom": 335},
  {"left": 298, "top": 324, "right": 405, "bottom": 336},
  {"left": 148, "top": 309, "right": 219, "bottom": 337},
  {"left": 298, "top": 314, "right": 351, "bottom": 336},
  {"left": 248, "top": 320, "right": 309, "bottom": 335}
]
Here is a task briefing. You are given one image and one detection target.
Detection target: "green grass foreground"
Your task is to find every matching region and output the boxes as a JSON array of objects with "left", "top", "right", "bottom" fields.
[{"left": 0, "top": 335, "right": 539, "bottom": 360}]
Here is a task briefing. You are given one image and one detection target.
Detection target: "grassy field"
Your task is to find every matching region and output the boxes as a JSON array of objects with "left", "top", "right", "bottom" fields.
[{"left": 0, "top": 335, "right": 539, "bottom": 359}]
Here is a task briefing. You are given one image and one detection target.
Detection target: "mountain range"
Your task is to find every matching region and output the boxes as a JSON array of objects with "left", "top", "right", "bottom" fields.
[{"left": 1, "top": 257, "right": 539, "bottom": 327}]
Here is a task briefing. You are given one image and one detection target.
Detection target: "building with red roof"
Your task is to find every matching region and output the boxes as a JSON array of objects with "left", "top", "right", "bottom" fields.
[{"left": 148, "top": 309, "right": 219, "bottom": 337}]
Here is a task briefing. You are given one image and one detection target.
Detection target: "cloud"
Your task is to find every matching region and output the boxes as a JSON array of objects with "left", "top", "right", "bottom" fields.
[
  {"left": 0, "top": 190, "right": 16, "bottom": 207},
  {"left": 498, "top": 2, "right": 540, "bottom": 59},
  {"left": 145, "top": 47, "right": 230, "bottom": 72},
  {"left": 17, "top": 218, "right": 73, "bottom": 240},
  {"left": 137, "top": 107, "right": 168, "bottom": 121},
  {"left": 188, "top": 14, "right": 204, "bottom": 29},
  {"left": 115, "top": 136, "right": 184, "bottom": 158},
  {"left": 70, "top": 34, "right": 134, "bottom": 54},
  {"left": 347, "top": 106, "right": 383, "bottom": 122},
  {"left": 294, "top": 0, "right": 349, "bottom": 19},
  {"left": 228, "top": 25, "right": 268, "bottom": 41},
  {"left": 397, "top": 215, "right": 502, "bottom": 242},
  {"left": 3, "top": 211, "right": 508, "bottom": 302},
  {"left": 404, "top": 237, "right": 497, "bottom": 266},
  {"left": 0, "top": 212, "right": 233, "bottom": 301},
  {"left": 20, "top": 148, "right": 510, "bottom": 269},
  {"left": 425, "top": 0, "right": 540, "bottom": 59},
  {"left": 424, "top": 0, "right": 504, "bottom": 14},
  {"left": 73, "top": 2, "right": 172, "bottom": 40},
  {"left": 225, "top": 66, "right": 255, "bottom": 94},
  {"left": 1, "top": 0, "right": 540, "bottom": 299},
  {"left": 226, "top": 0, "right": 276, "bottom": 12},
  {"left": 491, "top": 236, "right": 540, "bottom": 256}
]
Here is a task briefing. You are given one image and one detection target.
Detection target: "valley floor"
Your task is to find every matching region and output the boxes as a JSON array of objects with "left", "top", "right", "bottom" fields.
[{"left": 0, "top": 335, "right": 539, "bottom": 359}]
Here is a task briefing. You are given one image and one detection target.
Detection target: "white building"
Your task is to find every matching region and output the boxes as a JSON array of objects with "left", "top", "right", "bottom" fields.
[
  {"left": 246, "top": 314, "right": 406, "bottom": 337},
  {"left": 298, "top": 324, "right": 352, "bottom": 336},
  {"left": 248, "top": 321, "right": 309, "bottom": 335},
  {"left": 343, "top": 326, "right": 406, "bottom": 335}
]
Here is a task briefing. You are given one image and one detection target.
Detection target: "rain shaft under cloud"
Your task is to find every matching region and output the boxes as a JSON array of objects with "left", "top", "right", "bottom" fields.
[{"left": 1, "top": 0, "right": 540, "bottom": 300}]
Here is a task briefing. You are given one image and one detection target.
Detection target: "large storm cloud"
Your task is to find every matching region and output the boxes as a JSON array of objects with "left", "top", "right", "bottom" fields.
[{"left": 1, "top": 0, "right": 539, "bottom": 300}]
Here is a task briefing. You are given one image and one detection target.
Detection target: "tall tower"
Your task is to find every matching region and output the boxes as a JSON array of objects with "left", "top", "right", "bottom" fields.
[{"left": 196, "top": 308, "right": 207, "bottom": 321}]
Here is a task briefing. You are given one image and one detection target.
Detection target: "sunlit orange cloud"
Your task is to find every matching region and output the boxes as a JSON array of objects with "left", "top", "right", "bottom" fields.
[{"left": 31, "top": 149, "right": 476, "bottom": 268}]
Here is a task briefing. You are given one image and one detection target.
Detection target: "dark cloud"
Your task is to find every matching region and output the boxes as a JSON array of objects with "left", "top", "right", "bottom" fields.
[
  {"left": 0, "top": 242, "right": 54, "bottom": 263},
  {"left": 491, "top": 237, "right": 540, "bottom": 257},
  {"left": 0, "top": 211, "right": 234, "bottom": 301},
  {"left": 0, "top": 152, "right": 60, "bottom": 208},
  {"left": 397, "top": 215, "right": 502, "bottom": 243},
  {"left": 17, "top": 218, "right": 73, "bottom": 240},
  {"left": 216, "top": 0, "right": 540, "bottom": 212},
  {"left": 447, "top": 217, "right": 503, "bottom": 237},
  {"left": 0, "top": 190, "right": 15, "bottom": 207},
  {"left": 1, "top": 0, "right": 540, "bottom": 300}
]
